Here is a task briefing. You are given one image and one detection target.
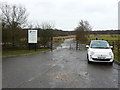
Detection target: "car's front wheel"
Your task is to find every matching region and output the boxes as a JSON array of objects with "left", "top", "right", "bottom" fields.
[
  {"left": 87, "top": 54, "right": 91, "bottom": 64},
  {"left": 109, "top": 61, "right": 113, "bottom": 65},
  {"left": 88, "top": 59, "right": 91, "bottom": 64}
]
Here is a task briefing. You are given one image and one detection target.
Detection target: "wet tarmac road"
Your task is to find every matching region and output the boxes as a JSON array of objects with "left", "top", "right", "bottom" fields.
[{"left": 3, "top": 39, "right": 119, "bottom": 88}]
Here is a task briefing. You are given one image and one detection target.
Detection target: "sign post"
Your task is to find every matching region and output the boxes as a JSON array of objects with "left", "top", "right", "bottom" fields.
[{"left": 28, "top": 30, "right": 38, "bottom": 51}]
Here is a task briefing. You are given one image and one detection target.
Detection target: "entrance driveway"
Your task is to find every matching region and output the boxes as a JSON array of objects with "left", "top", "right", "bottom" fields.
[{"left": 3, "top": 39, "right": 119, "bottom": 88}]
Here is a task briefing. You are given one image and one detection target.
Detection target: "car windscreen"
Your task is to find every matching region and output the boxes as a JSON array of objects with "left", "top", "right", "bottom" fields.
[{"left": 90, "top": 41, "right": 110, "bottom": 49}]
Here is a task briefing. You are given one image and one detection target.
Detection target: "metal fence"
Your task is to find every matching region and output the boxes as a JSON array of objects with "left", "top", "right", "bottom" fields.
[{"left": 2, "top": 29, "right": 53, "bottom": 50}]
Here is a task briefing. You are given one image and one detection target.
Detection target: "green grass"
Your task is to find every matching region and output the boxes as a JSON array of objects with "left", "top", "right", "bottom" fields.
[
  {"left": 89, "top": 34, "right": 119, "bottom": 41},
  {"left": 113, "top": 50, "right": 120, "bottom": 62},
  {"left": 2, "top": 49, "right": 50, "bottom": 57},
  {"left": 2, "top": 39, "right": 64, "bottom": 57},
  {"left": 0, "top": 52, "right": 2, "bottom": 56},
  {"left": 89, "top": 37, "right": 119, "bottom": 41}
]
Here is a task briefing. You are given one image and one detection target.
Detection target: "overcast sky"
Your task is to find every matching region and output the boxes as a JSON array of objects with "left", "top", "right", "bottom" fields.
[{"left": 1, "top": 0, "right": 119, "bottom": 31}]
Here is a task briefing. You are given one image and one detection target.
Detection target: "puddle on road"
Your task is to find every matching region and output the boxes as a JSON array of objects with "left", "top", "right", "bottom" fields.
[
  {"left": 62, "top": 46, "right": 70, "bottom": 49},
  {"left": 48, "top": 82, "right": 56, "bottom": 88},
  {"left": 78, "top": 72, "right": 90, "bottom": 80},
  {"left": 46, "top": 73, "right": 71, "bottom": 82},
  {"left": 57, "top": 63, "right": 64, "bottom": 68},
  {"left": 56, "top": 47, "right": 62, "bottom": 50}
]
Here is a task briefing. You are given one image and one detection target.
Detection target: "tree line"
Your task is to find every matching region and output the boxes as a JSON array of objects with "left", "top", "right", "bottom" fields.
[
  {"left": 1, "top": 3, "right": 76, "bottom": 50},
  {"left": 3, "top": 3, "right": 115, "bottom": 50}
]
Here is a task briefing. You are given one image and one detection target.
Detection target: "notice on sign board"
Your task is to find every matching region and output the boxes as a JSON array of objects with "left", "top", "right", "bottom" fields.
[{"left": 28, "top": 30, "right": 37, "bottom": 43}]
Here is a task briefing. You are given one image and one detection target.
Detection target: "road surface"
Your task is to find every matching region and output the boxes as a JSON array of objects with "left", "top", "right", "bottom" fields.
[{"left": 3, "top": 39, "right": 119, "bottom": 88}]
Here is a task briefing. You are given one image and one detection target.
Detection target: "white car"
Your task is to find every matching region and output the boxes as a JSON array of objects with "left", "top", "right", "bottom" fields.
[{"left": 86, "top": 40, "right": 114, "bottom": 65}]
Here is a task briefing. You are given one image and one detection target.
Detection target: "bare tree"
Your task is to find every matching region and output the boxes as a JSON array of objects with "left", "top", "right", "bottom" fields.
[
  {"left": 41, "top": 22, "right": 55, "bottom": 30},
  {"left": 40, "top": 22, "right": 54, "bottom": 49},
  {"left": 1, "top": 3, "right": 28, "bottom": 28},
  {"left": 27, "top": 22, "right": 34, "bottom": 30},
  {"left": 75, "top": 20, "right": 92, "bottom": 49},
  {"left": 1, "top": 3, "right": 28, "bottom": 46}
]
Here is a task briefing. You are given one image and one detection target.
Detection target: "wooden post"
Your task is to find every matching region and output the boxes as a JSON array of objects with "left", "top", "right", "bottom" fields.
[
  {"left": 76, "top": 40, "right": 78, "bottom": 50},
  {"left": 35, "top": 43, "right": 37, "bottom": 51},
  {"left": 112, "top": 41, "right": 114, "bottom": 50},
  {"left": 29, "top": 43, "right": 30, "bottom": 50},
  {"left": 51, "top": 37, "right": 53, "bottom": 51}
]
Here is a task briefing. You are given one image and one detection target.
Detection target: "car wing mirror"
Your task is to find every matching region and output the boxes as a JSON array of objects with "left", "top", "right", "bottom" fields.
[
  {"left": 86, "top": 45, "right": 89, "bottom": 48},
  {"left": 110, "top": 46, "right": 113, "bottom": 49}
]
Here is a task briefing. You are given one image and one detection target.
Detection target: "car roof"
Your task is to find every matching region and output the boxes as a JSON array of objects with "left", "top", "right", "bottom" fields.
[
  {"left": 91, "top": 40, "right": 107, "bottom": 42},
  {"left": 91, "top": 40, "right": 108, "bottom": 43}
]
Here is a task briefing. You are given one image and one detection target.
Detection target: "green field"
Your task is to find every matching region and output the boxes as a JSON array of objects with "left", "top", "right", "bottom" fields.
[{"left": 89, "top": 34, "right": 119, "bottom": 41}]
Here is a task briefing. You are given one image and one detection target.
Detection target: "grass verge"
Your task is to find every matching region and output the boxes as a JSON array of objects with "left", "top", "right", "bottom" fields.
[
  {"left": 113, "top": 50, "right": 120, "bottom": 62},
  {"left": 2, "top": 49, "right": 50, "bottom": 57}
]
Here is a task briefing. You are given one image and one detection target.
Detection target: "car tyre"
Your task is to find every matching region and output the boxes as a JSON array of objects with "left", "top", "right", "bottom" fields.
[
  {"left": 87, "top": 54, "right": 91, "bottom": 64},
  {"left": 109, "top": 61, "right": 113, "bottom": 65},
  {"left": 88, "top": 59, "right": 91, "bottom": 64}
]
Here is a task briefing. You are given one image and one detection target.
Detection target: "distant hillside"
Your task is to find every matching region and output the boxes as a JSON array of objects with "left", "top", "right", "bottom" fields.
[
  {"left": 89, "top": 30, "right": 120, "bottom": 34},
  {"left": 23, "top": 28, "right": 120, "bottom": 36},
  {"left": 63, "top": 30, "right": 120, "bottom": 35}
]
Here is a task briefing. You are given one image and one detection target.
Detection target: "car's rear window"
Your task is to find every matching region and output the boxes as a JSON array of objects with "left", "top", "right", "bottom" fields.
[{"left": 90, "top": 41, "right": 110, "bottom": 49}]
